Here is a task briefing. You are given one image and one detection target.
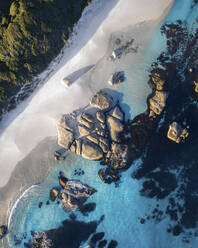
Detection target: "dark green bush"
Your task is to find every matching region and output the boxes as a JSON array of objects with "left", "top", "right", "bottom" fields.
[{"left": 0, "top": 0, "right": 90, "bottom": 111}]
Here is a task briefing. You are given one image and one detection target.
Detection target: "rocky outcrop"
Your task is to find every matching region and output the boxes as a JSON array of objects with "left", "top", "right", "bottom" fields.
[
  {"left": 149, "top": 91, "right": 168, "bottom": 117},
  {"left": 167, "top": 122, "right": 189, "bottom": 143},
  {"left": 110, "top": 105, "right": 124, "bottom": 121},
  {"left": 107, "top": 116, "right": 124, "bottom": 142},
  {"left": 151, "top": 69, "right": 167, "bottom": 91},
  {"left": 129, "top": 65, "right": 173, "bottom": 153},
  {"left": 78, "top": 125, "right": 91, "bottom": 137},
  {"left": 56, "top": 90, "right": 129, "bottom": 169},
  {"left": 81, "top": 141, "right": 104, "bottom": 161},
  {"left": 109, "top": 143, "right": 128, "bottom": 169},
  {"left": 90, "top": 90, "right": 113, "bottom": 110},
  {"left": 193, "top": 80, "right": 198, "bottom": 93},
  {"left": 57, "top": 123, "right": 74, "bottom": 150},
  {"left": 96, "top": 111, "right": 105, "bottom": 123},
  {"left": 25, "top": 231, "right": 52, "bottom": 248},
  {"left": 50, "top": 173, "right": 96, "bottom": 211},
  {"left": 59, "top": 174, "right": 68, "bottom": 188}
]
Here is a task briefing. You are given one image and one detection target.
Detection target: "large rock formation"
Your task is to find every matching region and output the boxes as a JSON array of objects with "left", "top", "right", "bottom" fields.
[
  {"left": 57, "top": 116, "right": 74, "bottom": 149},
  {"left": 57, "top": 90, "right": 128, "bottom": 168},
  {"left": 149, "top": 90, "right": 168, "bottom": 117}
]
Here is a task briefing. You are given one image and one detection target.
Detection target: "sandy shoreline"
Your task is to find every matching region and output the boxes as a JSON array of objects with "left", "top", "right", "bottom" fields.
[
  {"left": 0, "top": 137, "right": 59, "bottom": 227},
  {"left": 0, "top": 0, "right": 173, "bottom": 188},
  {"left": 0, "top": 1, "right": 175, "bottom": 247}
]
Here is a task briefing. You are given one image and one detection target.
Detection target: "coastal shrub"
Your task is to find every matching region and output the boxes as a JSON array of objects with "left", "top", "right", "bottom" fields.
[{"left": 0, "top": 0, "right": 91, "bottom": 114}]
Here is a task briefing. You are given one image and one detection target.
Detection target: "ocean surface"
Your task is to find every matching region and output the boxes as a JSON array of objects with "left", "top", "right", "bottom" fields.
[{"left": 1, "top": 0, "right": 198, "bottom": 247}]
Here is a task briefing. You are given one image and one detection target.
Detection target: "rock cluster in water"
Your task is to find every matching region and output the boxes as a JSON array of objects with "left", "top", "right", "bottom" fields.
[
  {"left": 57, "top": 90, "right": 129, "bottom": 169},
  {"left": 167, "top": 121, "right": 189, "bottom": 143},
  {"left": 24, "top": 231, "right": 52, "bottom": 248},
  {"left": 50, "top": 173, "right": 96, "bottom": 211}
]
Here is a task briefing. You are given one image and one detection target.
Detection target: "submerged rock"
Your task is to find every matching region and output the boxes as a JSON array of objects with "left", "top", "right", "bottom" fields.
[
  {"left": 25, "top": 231, "right": 52, "bottom": 248},
  {"left": 108, "top": 71, "right": 125, "bottom": 85},
  {"left": 0, "top": 225, "right": 7, "bottom": 240}
]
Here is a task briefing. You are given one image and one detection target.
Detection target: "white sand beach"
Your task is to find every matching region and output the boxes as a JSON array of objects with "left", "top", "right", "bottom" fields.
[{"left": 0, "top": 0, "right": 173, "bottom": 188}]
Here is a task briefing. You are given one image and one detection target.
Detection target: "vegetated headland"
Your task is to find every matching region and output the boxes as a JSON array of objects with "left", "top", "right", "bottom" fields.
[{"left": 0, "top": 0, "right": 91, "bottom": 119}]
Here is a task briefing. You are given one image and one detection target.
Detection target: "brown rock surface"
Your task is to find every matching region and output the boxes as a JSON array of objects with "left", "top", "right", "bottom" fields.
[
  {"left": 149, "top": 91, "right": 168, "bottom": 116},
  {"left": 107, "top": 116, "right": 124, "bottom": 142},
  {"left": 96, "top": 111, "right": 105, "bottom": 123},
  {"left": 81, "top": 141, "right": 104, "bottom": 160},
  {"left": 57, "top": 126, "right": 74, "bottom": 149},
  {"left": 167, "top": 122, "right": 189, "bottom": 143},
  {"left": 78, "top": 125, "right": 91, "bottom": 137},
  {"left": 90, "top": 90, "right": 113, "bottom": 110},
  {"left": 110, "top": 105, "right": 124, "bottom": 121}
]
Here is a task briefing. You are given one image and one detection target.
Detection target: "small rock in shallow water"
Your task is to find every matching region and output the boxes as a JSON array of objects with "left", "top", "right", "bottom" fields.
[
  {"left": 108, "top": 240, "right": 118, "bottom": 248},
  {"left": 0, "top": 225, "right": 7, "bottom": 239},
  {"left": 98, "top": 239, "right": 108, "bottom": 248},
  {"left": 50, "top": 188, "right": 59, "bottom": 201},
  {"left": 140, "top": 218, "right": 145, "bottom": 224},
  {"left": 38, "top": 202, "right": 43, "bottom": 208},
  {"left": 172, "top": 225, "right": 182, "bottom": 236},
  {"left": 91, "top": 232, "right": 105, "bottom": 243}
]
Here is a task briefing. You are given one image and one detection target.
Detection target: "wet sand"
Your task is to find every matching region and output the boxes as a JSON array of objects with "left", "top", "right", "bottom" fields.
[{"left": 0, "top": 137, "right": 60, "bottom": 226}]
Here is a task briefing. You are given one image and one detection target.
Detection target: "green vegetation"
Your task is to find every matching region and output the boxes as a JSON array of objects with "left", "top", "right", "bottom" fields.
[{"left": 0, "top": 0, "right": 90, "bottom": 114}]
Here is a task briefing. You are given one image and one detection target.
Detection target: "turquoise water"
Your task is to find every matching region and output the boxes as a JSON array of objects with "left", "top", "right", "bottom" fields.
[
  {"left": 6, "top": 1, "right": 198, "bottom": 247},
  {"left": 7, "top": 152, "right": 155, "bottom": 248},
  {"left": 7, "top": 151, "right": 198, "bottom": 248}
]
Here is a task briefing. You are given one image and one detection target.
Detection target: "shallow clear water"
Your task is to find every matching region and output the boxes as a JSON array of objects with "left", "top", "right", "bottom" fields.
[
  {"left": 5, "top": 0, "right": 198, "bottom": 247},
  {"left": 7, "top": 152, "right": 153, "bottom": 248}
]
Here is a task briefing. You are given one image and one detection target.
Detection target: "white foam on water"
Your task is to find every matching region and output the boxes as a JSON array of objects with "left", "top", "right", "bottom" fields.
[{"left": 7, "top": 184, "right": 39, "bottom": 229}]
